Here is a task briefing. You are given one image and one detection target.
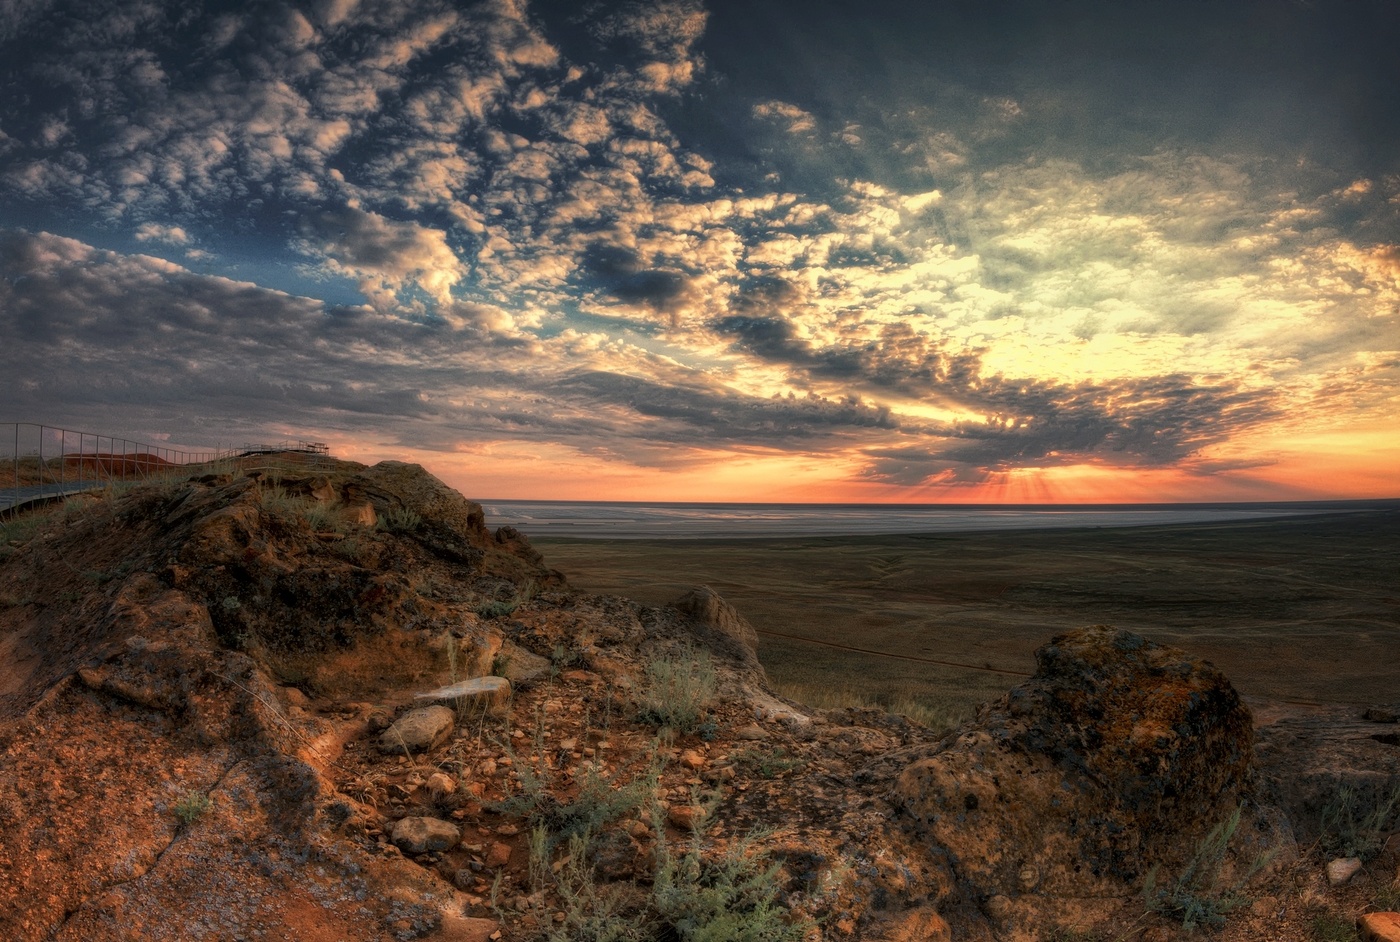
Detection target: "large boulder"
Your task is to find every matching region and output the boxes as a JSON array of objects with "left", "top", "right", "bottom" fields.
[{"left": 893, "top": 626, "right": 1255, "bottom": 905}]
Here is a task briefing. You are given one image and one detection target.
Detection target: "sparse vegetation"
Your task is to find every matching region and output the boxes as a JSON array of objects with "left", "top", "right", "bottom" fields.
[
  {"left": 378, "top": 507, "right": 422, "bottom": 533},
  {"left": 769, "top": 680, "right": 969, "bottom": 734},
  {"left": 511, "top": 762, "right": 813, "bottom": 942},
  {"left": 1317, "top": 783, "right": 1400, "bottom": 861},
  {"left": 1309, "top": 912, "right": 1359, "bottom": 942},
  {"left": 1143, "top": 805, "right": 1270, "bottom": 930},
  {"left": 730, "top": 745, "right": 803, "bottom": 780},
  {"left": 477, "top": 578, "right": 539, "bottom": 619},
  {"left": 637, "top": 646, "right": 718, "bottom": 734},
  {"left": 172, "top": 790, "right": 212, "bottom": 827}
]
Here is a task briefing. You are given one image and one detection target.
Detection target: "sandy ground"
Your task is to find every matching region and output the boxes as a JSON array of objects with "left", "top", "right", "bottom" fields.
[{"left": 536, "top": 508, "right": 1400, "bottom": 722}]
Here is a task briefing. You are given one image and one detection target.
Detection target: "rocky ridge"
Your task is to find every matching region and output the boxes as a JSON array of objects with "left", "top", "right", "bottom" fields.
[{"left": 0, "top": 457, "right": 1396, "bottom": 941}]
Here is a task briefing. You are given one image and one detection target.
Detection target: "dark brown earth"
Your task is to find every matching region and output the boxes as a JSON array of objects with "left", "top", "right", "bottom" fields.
[{"left": 534, "top": 508, "right": 1400, "bottom": 722}]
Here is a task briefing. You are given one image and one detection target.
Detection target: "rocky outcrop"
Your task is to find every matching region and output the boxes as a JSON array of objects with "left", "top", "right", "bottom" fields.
[
  {"left": 671, "top": 585, "right": 767, "bottom": 683},
  {"left": 892, "top": 626, "right": 1259, "bottom": 928}
]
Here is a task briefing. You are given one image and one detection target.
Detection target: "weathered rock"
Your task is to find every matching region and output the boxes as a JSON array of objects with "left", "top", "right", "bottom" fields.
[
  {"left": 425, "top": 772, "right": 457, "bottom": 799},
  {"left": 415, "top": 676, "right": 512, "bottom": 717},
  {"left": 1252, "top": 700, "right": 1400, "bottom": 847},
  {"left": 667, "top": 804, "right": 707, "bottom": 832},
  {"left": 1327, "top": 856, "right": 1363, "bottom": 885},
  {"left": 893, "top": 626, "right": 1255, "bottom": 900},
  {"left": 494, "top": 642, "right": 551, "bottom": 688},
  {"left": 671, "top": 586, "right": 766, "bottom": 681},
  {"left": 1361, "top": 912, "right": 1400, "bottom": 942},
  {"left": 485, "top": 842, "right": 512, "bottom": 868},
  {"left": 878, "top": 908, "right": 952, "bottom": 942},
  {"left": 379, "top": 706, "right": 455, "bottom": 755},
  {"left": 391, "top": 816, "right": 460, "bottom": 854}
]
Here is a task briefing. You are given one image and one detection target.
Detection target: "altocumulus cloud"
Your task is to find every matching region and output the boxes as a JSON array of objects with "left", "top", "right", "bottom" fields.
[{"left": 0, "top": 0, "right": 1397, "bottom": 494}]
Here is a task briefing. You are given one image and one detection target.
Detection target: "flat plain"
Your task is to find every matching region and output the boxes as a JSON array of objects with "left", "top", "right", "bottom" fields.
[{"left": 536, "top": 507, "right": 1400, "bottom": 725}]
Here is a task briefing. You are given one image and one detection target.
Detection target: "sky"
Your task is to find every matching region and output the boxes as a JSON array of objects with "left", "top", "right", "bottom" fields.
[{"left": 0, "top": 0, "right": 1397, "bottom": 503}]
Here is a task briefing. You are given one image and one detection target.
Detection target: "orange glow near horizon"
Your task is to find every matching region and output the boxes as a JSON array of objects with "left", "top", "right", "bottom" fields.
[{"left": 320, "top": 432, "right": 1398, "bottom": 504}]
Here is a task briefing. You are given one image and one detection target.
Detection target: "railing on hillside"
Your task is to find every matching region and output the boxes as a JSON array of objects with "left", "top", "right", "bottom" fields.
[{"left": 1, "top": 422, "right": 240, "bottom": 515}]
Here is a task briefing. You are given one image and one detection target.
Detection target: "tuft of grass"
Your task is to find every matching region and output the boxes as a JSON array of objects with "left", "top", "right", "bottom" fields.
[
  {"left": 1143, "top": 805, "right": 1271, "bottom": 930},
  {"left": 1318, "top": 783, "right": 1400, "bottom": 861},
  {"left": 512, "top": 775, "right": 814, "bottom": 942},
  {"left": 769, "top": 681, "right": 968, "bottom": 734},
  {"left": 638, "top": 646, "right": 718, "bottom": 734},
  {"left": 493, "top": 729, "right": 658, "bottom": 848},
  {"left": 1309, "top": 912, "right": 1359, "bottom": 942},
  {"left": 651, "top": 829, "right": 810, "bottom": 942},
  {"left": 478, "top": 599, "right": 518, "bottom": 619},
  {"left": 378, "top": 507, "right": 422, "bottom": 533},
  {"left": 477, "top": 578, "right": 539, "bottom": 619},
  {"left": 730, "top": 746, "right": 803, "bottom": 780},
  {"left": 172, "top": 790, "right": 212, "bottom": 828}
]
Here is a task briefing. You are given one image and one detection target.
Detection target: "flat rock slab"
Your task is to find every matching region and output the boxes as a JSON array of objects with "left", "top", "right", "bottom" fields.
[
  {"left": 415, "top": 676, "right": 511, "bottom": 716},
  {"left": 391, "top": 816, "right": 460, "bottom": 854},
  {"left": 378, "top": 705, "right": 454, "bottom": 755}
]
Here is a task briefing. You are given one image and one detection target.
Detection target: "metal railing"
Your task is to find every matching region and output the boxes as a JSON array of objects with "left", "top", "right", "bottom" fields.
[{"left": 1, "top": 423, "right": 241, "bottom": 515}]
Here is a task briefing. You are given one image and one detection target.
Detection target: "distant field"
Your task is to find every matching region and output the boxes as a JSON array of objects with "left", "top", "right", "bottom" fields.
[{"left": 535, "top": 509, "right": 1400, "bottom": 724}]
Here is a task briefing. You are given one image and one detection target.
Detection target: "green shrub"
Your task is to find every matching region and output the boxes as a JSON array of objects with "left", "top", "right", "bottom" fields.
[
  {"left": 1144, "top": 805, "right": 1270, "bottom": 930},
  {"left": 730, "top": 746, "right": 803, "bottom": 780},
  {"left": 172, "top": 790, "right": 212, "bottom": 827},
  {"left": 652, "top": 830, "right": 809, "bottom": 942},
  {"left": 638, "top": 647, "right": 718, "bottom": 734},
  {"left": 378, "top": 507, "right": 422, "bottom": 533}
]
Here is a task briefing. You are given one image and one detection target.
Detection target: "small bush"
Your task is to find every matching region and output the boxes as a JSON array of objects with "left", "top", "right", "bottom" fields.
[
  {"left": 653, "top": 830, "right": 810, "bottom": 942},
  {"left": 731, "top": 746, "right": 803, "bottom": 780},
  {"left": 1144, "top": 805, "right": 1270, "bottom": 930},
  {"left": 478, "top": 599, "right": 518, "bottom": 619},
  {"left": 638, "top": 647, "right": 718, "bottom": 734},
  {"left": 172, "top": 790, "right": 212, "bottom": 827},
  {"left": 378, "top": 507, "right": 422, "bottom": 533}
]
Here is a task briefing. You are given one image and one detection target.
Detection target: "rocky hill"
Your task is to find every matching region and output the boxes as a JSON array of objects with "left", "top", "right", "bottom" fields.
[{"left": 0, "top": 458, "right": 1396, "bottom": 941}]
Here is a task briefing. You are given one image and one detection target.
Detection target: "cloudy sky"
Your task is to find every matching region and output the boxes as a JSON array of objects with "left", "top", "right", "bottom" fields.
[{"left": 1, "top": 0, "right": 1397, "bottom": 501}]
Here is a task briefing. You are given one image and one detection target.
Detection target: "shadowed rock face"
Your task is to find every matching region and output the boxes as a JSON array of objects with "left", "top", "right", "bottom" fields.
[{"left": 893, "top": 625, "right": 1254, "bottom": 901}]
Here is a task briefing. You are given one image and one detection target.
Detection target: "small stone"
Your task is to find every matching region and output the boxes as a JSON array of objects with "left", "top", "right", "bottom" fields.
[
  {"left": 679, "top": 749, "right": 706, "bottom": 770},
  {"left": 1360, "top": 912, "right": 1400, "bottom": 942},
  {"left": 1328, "top": 856, "right": 1363, "bottom": 885},
  {"left": 667, "top": 805, "right": 706, "bottom": 832},
  {"left": 391, "top": 816, "right": 461, "bottom": 854},
  {"left": 378, "top": 705, "right": 455, "bottom": 755},
  {"left": 426, "top": 772, "right": 457, "bottom": 798},
  {"left": 734, "top": 724, "right": 767, "bottom": 741},
  {"left": 486, "top": 842, "right": 512, "bottom": 868},
  {"left": 496, "top": 824, "right": 520, "bottom": 836},
  {"left": 1017, "top": 865, "right": 1038, "bottom": 891}
]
